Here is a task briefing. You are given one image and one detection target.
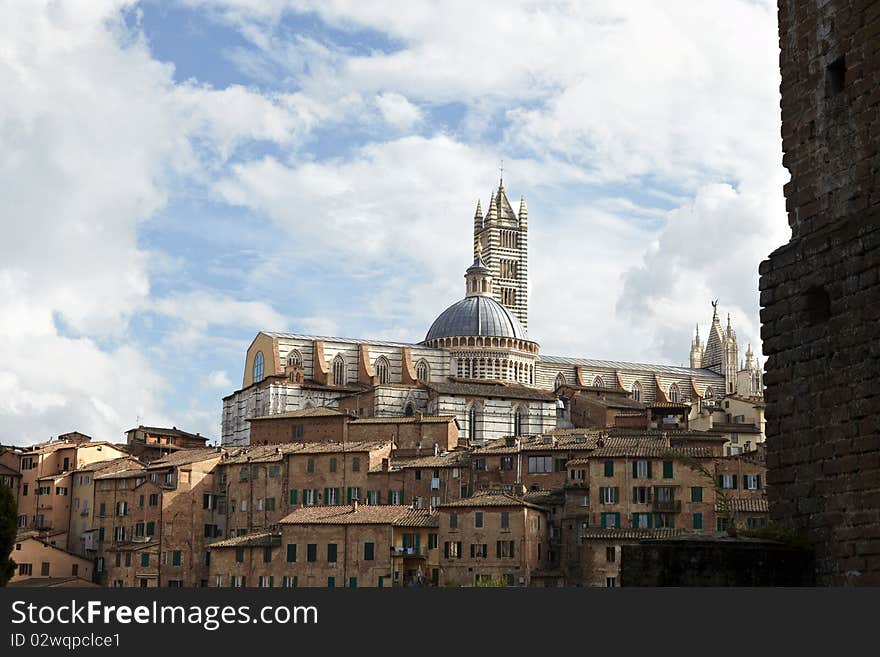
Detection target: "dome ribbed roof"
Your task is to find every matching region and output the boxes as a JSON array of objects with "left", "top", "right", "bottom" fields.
[{"left": 424, "top": 296, "right": 526, "bottom": 342}]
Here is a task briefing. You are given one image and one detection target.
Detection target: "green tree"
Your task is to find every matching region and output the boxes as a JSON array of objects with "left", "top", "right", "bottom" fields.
[{"left": 0, "top": 483, "right": 17, "bottom": 586}]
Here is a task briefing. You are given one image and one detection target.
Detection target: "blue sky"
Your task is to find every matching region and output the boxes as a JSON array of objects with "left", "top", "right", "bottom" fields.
[{"left": 0, "top": 0, "right": 789, "bottom": 445}]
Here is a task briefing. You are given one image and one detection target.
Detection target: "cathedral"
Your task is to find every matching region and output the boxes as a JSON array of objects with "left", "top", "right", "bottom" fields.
[{"left": 221, "top": 179, "right": 764, "bottom": 446}]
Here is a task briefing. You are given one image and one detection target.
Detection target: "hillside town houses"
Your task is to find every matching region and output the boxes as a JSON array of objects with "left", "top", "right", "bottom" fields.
[{"left": 2, "top": 179, "right": 767, "bottom": 587}]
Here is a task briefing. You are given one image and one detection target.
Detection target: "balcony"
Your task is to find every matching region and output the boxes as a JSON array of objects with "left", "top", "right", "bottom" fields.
[
  {"left": 651, "top": 499, "right": 681, "bottom": 513},
  {"left": 391, "top": 546, "right": 428, "bottom": 558}
]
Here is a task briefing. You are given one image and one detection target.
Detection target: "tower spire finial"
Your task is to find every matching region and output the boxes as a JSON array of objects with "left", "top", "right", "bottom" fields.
[{"left": 499, "top": 158, "right": 504, "bottom": 185}]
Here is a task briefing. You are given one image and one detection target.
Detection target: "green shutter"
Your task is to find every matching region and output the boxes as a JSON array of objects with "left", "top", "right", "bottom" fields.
[
  {"left": 615, "top": 513, "right": 620, "bottom": 527},
  {"left": 631, "top": 513, "right": 637, "bottom": 528},
  {"left": 323, "top": 488, "right": 329, "bottom": 505},
  {"left": 601, "top": 513, "right": 607, "bottom": 529},
  {"left": 647, "top": 461, "right": 653, "bottom": 478},
  {"left": 756, "top": 475, "right": 761, "bottom": 489},
  {"left": 605, "top": 461, "right": 613, "bottom": 477},
  {"left": 496, "top": 541, "right": 502, "bottom": 558},
  {"left": 632, "top": 461, "right": 638, "bottom": 478},
  {"left": 663, "top": 461, "right": 673, "bottom": 478},
  {"left": 387, "top": 490, "right": 394, "bottom": 504},
  {"left": 693, "top": 512, "right": 703, "bottom": 529},
  {"left": 732, "top": 475, "right": 738, "bottom": 489},
  {"left": 509, "top": 541, "right": 514, "bottom": 558},
  {"left": 346, "top": 487, "right": 352, "bottom": 503}
]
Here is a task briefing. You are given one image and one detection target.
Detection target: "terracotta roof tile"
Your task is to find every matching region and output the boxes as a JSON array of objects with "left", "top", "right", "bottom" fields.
[
  {"left": 350, "top": 416, "right": 457, "bottom": 425},
  {"left": 427, "top": 380, "right": 556, "bottom": 402},
  {"left": 280, "top": 505, "right": 435, "bottom": 526},
  {"left": 579, "top": 528, "right": 684, "bottom": 540},
  {"left": 147, "top": 448, "right": 224, "bottom": 469},
  {"left": 716, "top": 497, "right": 769, "bottom": 513},
  {"left": 439, "top": 491, "right": 549, "bottom": 511},
  {"left": 250, "top": 407, "right": 348, "bottom": 421},
  {"left": 208, "top": 531, "right": 281, "bottom": 549}
]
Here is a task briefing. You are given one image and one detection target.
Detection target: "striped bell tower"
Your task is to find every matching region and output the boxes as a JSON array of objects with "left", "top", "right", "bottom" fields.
[{"left": 473, "top": 175, "right": 529, "bottom": 331}]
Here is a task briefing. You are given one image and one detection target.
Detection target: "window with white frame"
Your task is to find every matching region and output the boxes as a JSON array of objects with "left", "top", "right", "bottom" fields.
[
  {"left": 744, "top": 474, "right": 761, "bottom": 490},
  {"left": 668, "top": 383, "right": 680, "bottom": 403},
  {"left": 416, "top": 360, "right": 430, "bottom": 382},
  {"left": 600, "top": 486, "right": 619, "bottom": 504},
  {"left": 287, "top": 350, "right": 302, "bottom": 367},
  {"left": 527, "top": 456, "right": 553, "bottom": 473}
]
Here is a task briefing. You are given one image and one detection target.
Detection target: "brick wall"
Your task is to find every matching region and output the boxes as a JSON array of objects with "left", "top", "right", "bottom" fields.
[{"left": 761, "top": 0, "right": 880, "bottom": 585}]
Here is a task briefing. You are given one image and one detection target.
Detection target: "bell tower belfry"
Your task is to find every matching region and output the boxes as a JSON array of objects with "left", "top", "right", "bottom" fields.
[{"left": 473, "top": 174, "right": 529, "bottom": 331}]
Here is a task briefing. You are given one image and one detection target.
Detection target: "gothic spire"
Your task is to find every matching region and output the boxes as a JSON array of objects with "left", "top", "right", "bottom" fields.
[{"left": 518, "top": 195, "right": 528, "bottom": 225}]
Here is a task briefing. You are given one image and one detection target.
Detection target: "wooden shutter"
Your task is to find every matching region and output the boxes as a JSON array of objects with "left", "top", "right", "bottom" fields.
[
  {"left": 647, "top": 461, "right": 653, "bottom": 478},
  {"left": 632, "top": 461, "right": 638, "bottom": 478}
]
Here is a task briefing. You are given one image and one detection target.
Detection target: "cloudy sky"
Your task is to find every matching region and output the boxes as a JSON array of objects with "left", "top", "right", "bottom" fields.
[{"left": 0, "top": 0, "right": 789, "bottom": 445}]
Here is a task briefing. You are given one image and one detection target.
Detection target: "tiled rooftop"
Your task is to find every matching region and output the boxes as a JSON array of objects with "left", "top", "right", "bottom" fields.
[
  {"left": 208, "top": 531, "right": 281, "bottom": 549},
  {"left": 280, "top": 504, "right": 437, "bottom": 526},
  {"left": 439, "top": 491, "right": 549, "bottom": 511},
  {"left": 716, "top": 497, "right": 770, "bottom": 513},
  {"left": 426, "top": 380, "right": 556, "bottom": 402},
  {"left": 579, "top": 528, "right": 684, "bottom": 540}
]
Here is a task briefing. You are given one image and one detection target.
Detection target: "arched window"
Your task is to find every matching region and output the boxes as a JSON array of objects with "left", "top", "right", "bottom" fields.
[
  {"left": 669, "top": 383, "right": 680, "bottom": 403},
  {"left": 375, "top": 357, "right": 390, "bottom": 384},
  {"left": 593, "top": 376, "right": 605, "bottom": 388},
  {"left": 631, "top": 381, "right": 642, "bottom": 402},
  {"left": 703, "top": 386, "right": 715, "bottom": 399},
  {"left": 404, "top": 402, "right": 415, "bottom": 417},
  {"left": 332, "top": 356, "right": 346, "bottom": 386},
  {"left": 555, "top": 373, "right": 566, "bottom": 390},
  {"left": 468, "top": 404, "right": 481, "bottom": 443},
  {"left": 416, "top": 359, "right": 430, "bottom": 382},
  {"left": 513, "top": 406, "right": 526, "bottom": 436},
  {"left": 287, "top": 350, "right": 302, "bottom": 367},
  {"left": 253, "top": 352, "right": 264, "bottom": 383}
]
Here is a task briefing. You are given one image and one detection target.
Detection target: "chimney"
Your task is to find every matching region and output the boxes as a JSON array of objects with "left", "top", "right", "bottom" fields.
[
  {"left": 352, "top": 498, "right": 358, "bottom": 513},
  {"left": 433, "top": 443, "right": 439, "bottom": 456},
  {"left": 382, "top": 458, "right": 389, "bottom": 472},
  {"left": 414, "top": 411, "right": 423, "bottom": 421}
]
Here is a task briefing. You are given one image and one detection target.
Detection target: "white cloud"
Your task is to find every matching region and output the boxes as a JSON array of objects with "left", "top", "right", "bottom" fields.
[
  {"left": 205, "top": 370, "right": 233, "bottom": 389},
  {"left": 0, "top": 1, "right": 312, "bottom": 444},
  {"left": 151, "top": 292, "right": 289, "bottom": 331},
  {"left": 374, "top": 92, "right": 422, "bottom": 130}
]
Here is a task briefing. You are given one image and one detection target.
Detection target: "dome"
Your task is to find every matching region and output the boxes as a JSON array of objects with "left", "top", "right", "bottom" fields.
[{"left": 425, "top": 295, "right": 526, "bottom": 342}]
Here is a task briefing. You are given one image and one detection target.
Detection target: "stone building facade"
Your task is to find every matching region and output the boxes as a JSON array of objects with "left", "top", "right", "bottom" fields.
[
  {"left": 221, "top": 179, "right": 761, "bottom": 448},
  {"left": 761, "top": 0, "right": 880, "bottom": 585},
  {"left": 437, "top": 491, "right": 550, "bottom": 586}
]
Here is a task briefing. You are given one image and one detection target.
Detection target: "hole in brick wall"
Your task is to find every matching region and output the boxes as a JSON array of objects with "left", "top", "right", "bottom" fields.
[
  {"left": 826, "top": 55, "right": 846, "bottom": 96},
  {"left": 804, "top": 286, "right": 831, "bottom": 325}
]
